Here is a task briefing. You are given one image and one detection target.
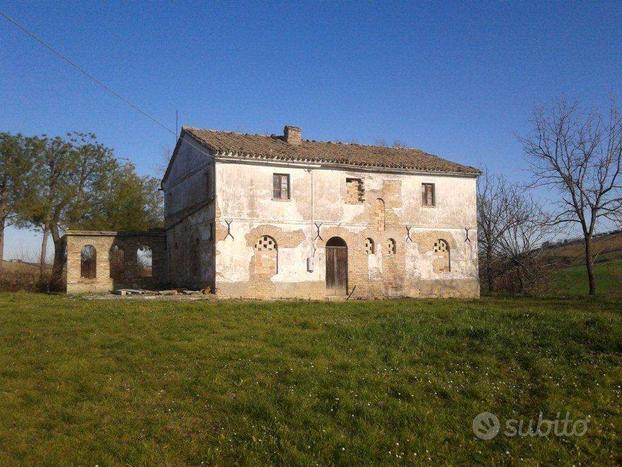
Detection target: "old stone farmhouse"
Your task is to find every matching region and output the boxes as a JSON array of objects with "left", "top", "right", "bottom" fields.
[{"left": 63, "top": 125, "right": 480, "bottom": 298}]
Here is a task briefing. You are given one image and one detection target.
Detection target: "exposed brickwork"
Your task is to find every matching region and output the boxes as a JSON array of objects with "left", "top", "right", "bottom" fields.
[
  {"left": 345, "top": 178, "right": 364, "bottom": 204},
  {"left": 64, "top": 230, "right": 167, "bottom": 294}
]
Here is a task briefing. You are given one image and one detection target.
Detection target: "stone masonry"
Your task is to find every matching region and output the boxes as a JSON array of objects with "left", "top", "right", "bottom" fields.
[{"left": 63, "top": 230, "right": 166, "bottom": 293}]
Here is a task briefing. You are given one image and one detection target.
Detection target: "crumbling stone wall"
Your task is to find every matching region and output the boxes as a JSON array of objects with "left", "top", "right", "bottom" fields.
[{"left": 64, "top": 230, "right": 167, "bottom": 294}]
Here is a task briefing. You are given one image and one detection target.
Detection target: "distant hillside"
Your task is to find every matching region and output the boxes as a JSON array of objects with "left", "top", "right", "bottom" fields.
[
  {"left": 541, "top": 231, "right": 622, "bottom": 297},
  {"left": 542, "top": 231, "right": 622, "bottom": 266},
  {"left": 0, "top": 260, "right": 49, "bottom": 292},
  {"left": 1, "top": 260, "right": 41, "bottom": 273}
]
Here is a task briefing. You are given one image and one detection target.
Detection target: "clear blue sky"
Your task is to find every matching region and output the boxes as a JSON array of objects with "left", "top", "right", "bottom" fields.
[{"left": 1, "top": 0, "right": 621, "bottom": 260}]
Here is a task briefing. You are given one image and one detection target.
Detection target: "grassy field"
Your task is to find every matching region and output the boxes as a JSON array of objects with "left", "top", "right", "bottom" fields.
[
  {"left": 551, "top": 258, "right": 622, "bottom": 297},
  {"left": 543, "top": 232, "right": 622, "bottom": 298},
  {"left": 0, "top": 294, "right": 620, "bottom": 465}
]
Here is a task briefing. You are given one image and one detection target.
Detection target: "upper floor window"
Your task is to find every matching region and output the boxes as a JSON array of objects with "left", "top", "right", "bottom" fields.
[
  {"left": 346, "top": 178, "right": 364, "bottom": 203},
  {"left": 422, "top": 183, "right": 435, "bottom": 207},
  {"left": 273, "top": 173, "right": 290, "bottom": 200}
]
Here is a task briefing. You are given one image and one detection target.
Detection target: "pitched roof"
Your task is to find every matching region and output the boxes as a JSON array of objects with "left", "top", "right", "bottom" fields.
[{"left": 181, "top": 127, "right": 480, "bottom": 176}]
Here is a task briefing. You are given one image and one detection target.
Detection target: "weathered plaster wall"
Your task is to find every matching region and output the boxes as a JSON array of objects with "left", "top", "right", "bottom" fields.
[
  {"left": 64, "top": 231, "right": 166, "bottom": 294},
  {"left": 213, "top": 161, "right": 479, "bottom": 299},
  {"left": 162, "top": 136, "right": 216, "bottom": 290},
  {"left": 166, "top": 206, "right": 216, "bottom": 290}
]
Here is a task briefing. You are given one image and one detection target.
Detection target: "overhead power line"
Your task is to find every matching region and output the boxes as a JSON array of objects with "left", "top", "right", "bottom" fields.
[
  {"left": 0, "top": 10, "right": 223, "bottom": 169},
  {"left": 0, "top": 10, "right": 175, "bottom": 136}
]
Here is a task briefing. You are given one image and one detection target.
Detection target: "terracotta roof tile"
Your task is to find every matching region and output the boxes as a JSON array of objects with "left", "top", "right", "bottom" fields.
[{"left": 184, "top": 127, "right": 480, "bottom": 175}]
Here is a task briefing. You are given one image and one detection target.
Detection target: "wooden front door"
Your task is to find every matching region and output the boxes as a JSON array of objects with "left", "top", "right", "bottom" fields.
[{"left": 326, "top": 238, "right": 348, "bottom": 294}]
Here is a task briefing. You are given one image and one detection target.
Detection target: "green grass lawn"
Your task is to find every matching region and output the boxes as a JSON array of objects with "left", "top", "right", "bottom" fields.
[
  {"left": 0, "top": 294, "right": 620, "bottom": 465},
  {"left": 551, "top": 258, "right": 622, "bottom": 297}
]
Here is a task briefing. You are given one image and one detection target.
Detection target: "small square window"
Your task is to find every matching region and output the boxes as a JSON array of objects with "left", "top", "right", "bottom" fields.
[
  {"left": 273, "top": 174, "right": 290, "bottom": 200},
  {"left": 422, "top": 183, "right": 435, "bottom": 207}
]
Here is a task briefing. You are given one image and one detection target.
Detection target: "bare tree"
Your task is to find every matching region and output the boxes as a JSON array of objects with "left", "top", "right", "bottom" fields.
[
  {"left": 520, "top": 99, "right": 622, "bottom": 295},
  {"left": 477, "top": 172, "right": 515, "bottom": 293},
  {"left": 496, "top": 192, "right": 554, "bottom": 294}
]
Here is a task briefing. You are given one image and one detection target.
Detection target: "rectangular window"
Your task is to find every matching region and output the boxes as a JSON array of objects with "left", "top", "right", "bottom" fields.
[
  {"left": 422, "top": 183, "right": 435, "bottom": 206},
  {"left": 273, "top": 173, "right": 290, "bottom": 200},
  {"left": 345, "top": 178, "right": 364, "bottom": 203}
]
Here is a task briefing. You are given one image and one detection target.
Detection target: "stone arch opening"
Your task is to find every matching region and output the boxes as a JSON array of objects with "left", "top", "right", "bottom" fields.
[
  {"left": 137, "top": 245, "right": 153, "bottom": 277},
  {"left": 109, "top": 245, "right": 125, "bottom": 279},
  {"left": 326, "top": 237, "right": 347, "bottom": 294},
  {"left": 80, "top": 245, "right": 97, "bottom": 279}
]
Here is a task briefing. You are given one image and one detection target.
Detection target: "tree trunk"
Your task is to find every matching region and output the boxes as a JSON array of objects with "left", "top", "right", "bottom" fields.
[
  {"left": 39, "top": 224, "right": 49, "bottom": 279},
  {"left": 584, "top": 234, "right": 596, "bottom": 296},
  {"left": 515, "top": 262, "right": 524, "bottom": 295},
  {"left": 50, "top": 228, "right": 65, "bottom": 292}
]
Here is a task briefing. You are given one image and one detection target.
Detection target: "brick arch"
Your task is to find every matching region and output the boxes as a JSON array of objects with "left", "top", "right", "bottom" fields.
[
  {"left": 244, "top": 224, "right": 305, "bottom": 248},
  {"left": 253, "top": 235, "right": 278, "bottom": 275}
]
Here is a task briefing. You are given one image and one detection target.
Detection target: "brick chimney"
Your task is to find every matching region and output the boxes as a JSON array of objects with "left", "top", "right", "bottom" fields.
[{"left": 284, "top": 125, "right": 302, "bottom": 145}]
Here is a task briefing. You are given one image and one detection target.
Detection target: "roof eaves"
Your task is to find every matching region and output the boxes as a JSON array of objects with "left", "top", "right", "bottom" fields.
[{"left": 213, "top": 151, "right": 479, "bottom": 177}]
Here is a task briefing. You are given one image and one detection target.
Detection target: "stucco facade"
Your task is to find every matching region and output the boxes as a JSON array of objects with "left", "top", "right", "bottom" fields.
[{"left": 161, "top": 128, "right": 480, "bottom": 299}]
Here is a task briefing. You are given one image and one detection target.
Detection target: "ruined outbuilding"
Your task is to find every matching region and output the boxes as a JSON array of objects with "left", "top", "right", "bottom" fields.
[{"left": 64, "top": 125, "right": 480, "bottom": 299}]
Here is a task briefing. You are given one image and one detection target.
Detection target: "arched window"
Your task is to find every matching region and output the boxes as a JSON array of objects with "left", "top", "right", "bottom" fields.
[
  {"left": 137, "top": 246, "right": 153, "bottom": 277},
  {"left": 254, "top": 235, "right": 278, "bottom": 275},
  {"left": 109, "top": 245, "right": 125, "bottom": 279},
  {"left": 386, "top": 238, "right": 396, "bottom": 255},
  {"left": 375, "top": 198, "right": 385, "bottom": 231},
  {"left": 365, "top": 238, "right": 375, "bottom": 255},
  {"left": 433, "top": 239, "right": 450, "bottom": 272},
  {"left": 80, "top": 245, "right": 97, "bottom": 279}
]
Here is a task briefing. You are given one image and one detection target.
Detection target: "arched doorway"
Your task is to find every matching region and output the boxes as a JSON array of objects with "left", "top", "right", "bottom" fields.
[{"left": 326, "top": 237, "right": 347, "bottom": 294}]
